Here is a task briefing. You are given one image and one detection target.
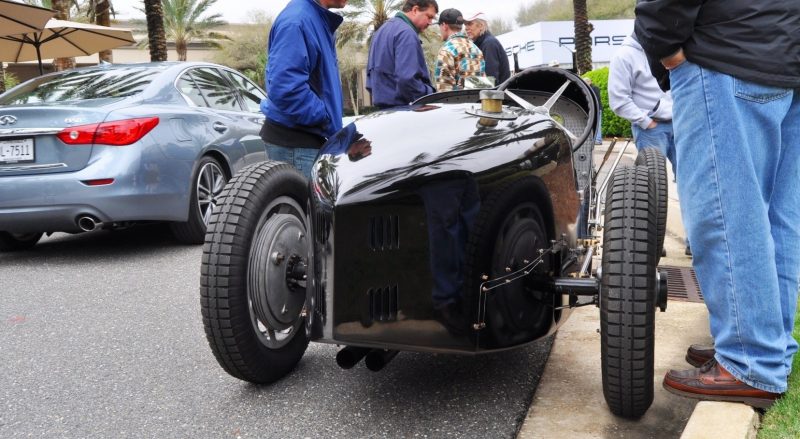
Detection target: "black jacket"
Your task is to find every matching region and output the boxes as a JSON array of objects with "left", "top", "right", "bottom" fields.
[
  {"left": 634, "top": 0, "right": 800, "bottom": 90},
  {"left": 474, "top": 31, "right": 511, "bottom": 86}
]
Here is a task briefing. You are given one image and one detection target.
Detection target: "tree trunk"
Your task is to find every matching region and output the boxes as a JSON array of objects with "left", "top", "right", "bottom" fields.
[
  {"left": 347, "top": 74, "right": 359, "bottom": 116},
  {"left": 144, "top": 0, "right": 168, "bottom": 62},
  {"left": 95, "top": 0, "right": 113, "bottom": 63},
  {"left": 573, "top": 0, "right": 593, "bottom": 75},
  {"left": 176, "top": 40, "right": 187, "bottom": 62},
  {"left": 0, "top": 63, "right": 6, "bottom": 94},
  {"left": 52, "top": 0, "right": 75, "bottom": 71}
]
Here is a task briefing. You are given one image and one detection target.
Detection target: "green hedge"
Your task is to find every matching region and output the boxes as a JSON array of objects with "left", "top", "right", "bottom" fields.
[{"left": 584, "top": 67, "right": 632, "bottom": 138}]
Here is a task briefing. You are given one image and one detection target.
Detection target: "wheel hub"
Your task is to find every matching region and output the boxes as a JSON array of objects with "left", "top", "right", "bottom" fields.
[{"left": 249, "top": 212, "right": 308, "bottom": 331}]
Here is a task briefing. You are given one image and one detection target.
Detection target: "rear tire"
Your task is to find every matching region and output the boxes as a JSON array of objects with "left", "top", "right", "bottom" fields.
[
  {"left": 600, "top": 166, "right": 657, "bottom": 418},
  {"left": 465, "top": 177, "right": 552, "bottom": 346},
  {"left": 635, "top": 147, "right": 667, "bottom": 264},
  {"left": 201, "top": 161, "right": 310, "bottom": 384},
  {"left": 171, "top": 156, "right": 227, "bottom": 244},
  {"left": 0, "top": 232, "right": 43, "bottom": 251}
]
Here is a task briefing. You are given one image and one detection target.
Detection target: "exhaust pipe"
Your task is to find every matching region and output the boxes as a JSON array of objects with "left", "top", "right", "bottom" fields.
[
  {"left": 364, "top": 349, "right": 399, "bottom": 372},
  {"left": 76, "top": 215, "right": 102, "bottom": 232},
  {"left": 335, "top": 346, "right": 370, "bottom": 369}
]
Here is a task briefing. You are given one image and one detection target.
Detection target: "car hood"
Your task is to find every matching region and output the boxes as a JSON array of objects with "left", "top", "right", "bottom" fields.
[{"left": 314, "top": 103, "right": 567, "bottom": 205}]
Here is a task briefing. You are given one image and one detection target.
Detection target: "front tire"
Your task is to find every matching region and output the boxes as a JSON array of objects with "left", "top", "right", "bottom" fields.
[
  {"left": 0, "top": 232, "right": 43, "bottom": 251},
  {"left": 201, "top": 161, "right": 310, "bottom": 384},
  {"left": 171, "top": 156, "right": 227, "bottom": 244},
  {"left": 600, "top": 166, "right": 657, "bottom": 418}
]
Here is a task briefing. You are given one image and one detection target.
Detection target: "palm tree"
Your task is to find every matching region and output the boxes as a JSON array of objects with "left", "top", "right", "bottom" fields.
[
  {"left": 338, "top": 46, "right": 364, "bottom": 115},
  {"left": 337, "top": 0, "right": 400, "bottom": 47},
  {"left": 84, "top": 0, "right": 114, "bottom": 62},
  {"left": 51, "top": 0, "right": 75, "bottom": 71},
  {"left": 573, "top": 0, "right": 593, "bottom": 74},
  {"left": 144, "top": 0, "right": 168, "bottom": 61},
  {"left": 161, "top": 0, "right": 226, "bottom": 61}
]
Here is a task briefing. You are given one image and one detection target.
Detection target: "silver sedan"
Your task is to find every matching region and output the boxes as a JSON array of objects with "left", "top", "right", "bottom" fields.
[{"left": 0, "top": 62, "right": 268, "bottom": 250}]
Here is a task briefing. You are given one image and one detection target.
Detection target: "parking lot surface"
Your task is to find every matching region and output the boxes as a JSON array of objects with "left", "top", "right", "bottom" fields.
[{"left": 1, "top": 227, "right": 551, "bottom": 438}]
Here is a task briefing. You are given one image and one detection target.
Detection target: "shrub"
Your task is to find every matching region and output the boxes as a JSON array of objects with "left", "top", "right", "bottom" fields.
[
  {"left": 583, "top": 67, "right": 632, "bottom": 138},
  {"left": 2, "top": 71, "right": 19, "bottom": 92}
]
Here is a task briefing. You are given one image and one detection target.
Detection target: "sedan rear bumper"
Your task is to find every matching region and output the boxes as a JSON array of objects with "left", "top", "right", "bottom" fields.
[{"left": 0, "top": 146, "right": 193, "bottom": 233}]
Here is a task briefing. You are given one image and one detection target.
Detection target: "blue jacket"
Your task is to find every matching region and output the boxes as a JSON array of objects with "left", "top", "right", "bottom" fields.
[
  {"left": 366, "top": 14, "right": 434, "bottom": 108},
  {"left": 260, "top": 0, "right": 343, "bottom": 139}
]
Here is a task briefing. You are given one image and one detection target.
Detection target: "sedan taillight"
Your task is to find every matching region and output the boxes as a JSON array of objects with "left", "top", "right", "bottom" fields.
[{"left": 57, "top": 117, "right": 159, "bottom": 146}]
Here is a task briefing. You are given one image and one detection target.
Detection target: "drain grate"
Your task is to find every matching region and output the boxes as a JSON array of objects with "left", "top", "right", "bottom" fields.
[{"left": 660, "top": 265, "right": 704, "bottom": 303}]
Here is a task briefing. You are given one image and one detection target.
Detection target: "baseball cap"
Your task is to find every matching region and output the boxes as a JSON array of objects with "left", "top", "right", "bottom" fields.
[
  {"left": 462, "top": 11, "right": 485, "bottom": 22},
  {"left": 437, "top": 8, "right": 463, "bottom": 25}
]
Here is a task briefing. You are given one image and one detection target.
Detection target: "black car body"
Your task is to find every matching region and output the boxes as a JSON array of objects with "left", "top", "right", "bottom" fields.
[
  {"left": 201, "top": 67, "right": 667, "bottom": 419},
  {"left": 308, "top": 70, "right": 593, "bottom": 352}
]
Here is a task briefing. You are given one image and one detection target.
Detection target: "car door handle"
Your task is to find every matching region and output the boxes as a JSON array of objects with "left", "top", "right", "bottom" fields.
[{"left": 212, "top": 122, "right": 228, "bottom": 133}]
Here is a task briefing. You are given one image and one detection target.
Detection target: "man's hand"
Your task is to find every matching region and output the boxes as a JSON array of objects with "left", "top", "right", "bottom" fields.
[
  {"left": 661, "top": 48, "right": 686, "bottom": 70},
  {"left": 647, "top": 120, "right": 658, "bottom": 129}
]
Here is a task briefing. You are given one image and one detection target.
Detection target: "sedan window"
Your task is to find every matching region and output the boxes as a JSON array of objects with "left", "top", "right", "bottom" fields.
[
  {"left": 0, "top": 66, "right": 162, "bottom": 105},
  {"left": 225, "top": 71, "right": 266, "bottom": 113},
  {"left": 177, "top": 76, "right": 208, "bottom": 107},
  {"left": 190, "top": 68, "right": 242, "bottom": 112}
]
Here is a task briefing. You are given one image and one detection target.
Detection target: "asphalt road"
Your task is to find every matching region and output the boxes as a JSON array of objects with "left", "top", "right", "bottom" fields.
[{"left": 1, "top": 226, "right": 553, "bottom": 438}]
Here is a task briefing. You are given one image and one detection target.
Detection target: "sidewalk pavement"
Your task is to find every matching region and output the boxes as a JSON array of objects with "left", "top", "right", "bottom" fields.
[{"left": 516, "top": 140, "right": 760, "bottom": 439}]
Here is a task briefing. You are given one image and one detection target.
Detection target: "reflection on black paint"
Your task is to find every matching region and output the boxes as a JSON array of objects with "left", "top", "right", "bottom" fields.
[{"left": 344, "top": 116, "right": 551, "bottom": 197}]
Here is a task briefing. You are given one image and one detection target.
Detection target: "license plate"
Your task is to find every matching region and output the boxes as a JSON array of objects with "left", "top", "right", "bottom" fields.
[{"left": 0, "top": 138, "right": 35, "bottom": 164}]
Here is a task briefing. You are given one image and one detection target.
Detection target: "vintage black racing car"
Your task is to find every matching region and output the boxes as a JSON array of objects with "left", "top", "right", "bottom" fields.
[{"left": 199, "top": 67, "right": 669, "bottom": 419}]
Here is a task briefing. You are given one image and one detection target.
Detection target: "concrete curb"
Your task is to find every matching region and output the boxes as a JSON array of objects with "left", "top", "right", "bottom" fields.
[{"left": 680, "top": 402, "right": 759, "bottom": 439}]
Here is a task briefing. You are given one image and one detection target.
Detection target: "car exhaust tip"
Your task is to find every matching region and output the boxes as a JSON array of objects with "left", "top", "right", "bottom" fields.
[
  {"left": 335, "top": 346, "right": 371, "bottom": 369},
  {"left": 76, "top": 215, "right": 102, "bottom": 232},
  {"left": 364, "top": 349, "right": 399, "bottom": 372}
]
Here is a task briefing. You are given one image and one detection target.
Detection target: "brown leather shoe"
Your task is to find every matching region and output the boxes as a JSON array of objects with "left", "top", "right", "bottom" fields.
[
  {"left": 686, "top": 344, "right": 715, "bottom": 367},
  {"left": 663, "top": 360, "right": 781, "bottom": 409}
]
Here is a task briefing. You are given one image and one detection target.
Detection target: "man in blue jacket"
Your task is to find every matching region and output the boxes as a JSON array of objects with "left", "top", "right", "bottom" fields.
[
  {"left": 366, "top": 0, "right": 438, "bottom": 108},
  {"left": 259, "top": 0, "right": 346, "bottom": 179}
]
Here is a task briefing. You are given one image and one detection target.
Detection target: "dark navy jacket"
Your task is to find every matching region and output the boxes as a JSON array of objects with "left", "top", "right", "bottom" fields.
[
  {"left": 474, "top": 31, "right": 510, "bottom": 86},
  {"left": 367, "top": 15, "right": 435, "bottom": 108},
  {"left": 260, "top": 0, "right": 344, "bottom": 140}
]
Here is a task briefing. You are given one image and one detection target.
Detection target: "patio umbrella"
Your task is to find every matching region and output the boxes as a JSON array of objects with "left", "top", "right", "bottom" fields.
[
  {"left": 0, "top": 19, "right": 135, "bottom": 75},
  {"left": 0, "top": 0, "right": 53, "bottom": 37}
]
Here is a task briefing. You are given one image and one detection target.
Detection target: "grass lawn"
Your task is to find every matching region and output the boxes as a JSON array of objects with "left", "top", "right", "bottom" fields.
[{"left": 758, "top": 305, "right": 800, "bottom": 439}]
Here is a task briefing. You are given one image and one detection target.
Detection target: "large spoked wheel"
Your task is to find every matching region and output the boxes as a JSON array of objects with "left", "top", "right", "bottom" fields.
[
  {"left": 201, "top": 161, "right": 310, "bottom": 384},
  {"left": 0, "top": 232, "right": 43, "bottom": 251},
  {"left": 171, "top": 156, "right": 228, "bottom": 244},
  {"left": 635, "top": 147, "right": 668, "bottom": 263},
  {"left": 465, "top": 178, "right": 552, "bottom": 347},
  {"left": 600, "top": 166, "right": 657, "bottom": 418}
]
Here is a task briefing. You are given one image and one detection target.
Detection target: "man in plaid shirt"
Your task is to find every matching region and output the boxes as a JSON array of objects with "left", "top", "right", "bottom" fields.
[{"left": 433, "top": 8, "right": 485, "bottom": 92}]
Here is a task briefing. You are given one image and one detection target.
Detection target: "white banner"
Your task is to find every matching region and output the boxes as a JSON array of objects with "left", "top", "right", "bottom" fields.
[{"left": 495, "top": 20, "right": 634, "bottom": 69}]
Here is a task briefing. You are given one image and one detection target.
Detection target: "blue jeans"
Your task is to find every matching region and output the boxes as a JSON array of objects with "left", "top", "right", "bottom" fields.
[
  {"left": 266, "top": 143, "right": 319, "bottom": 180},
  {"left": 670, "top": 61, "right": 800, "bottom": 393},
  {"left": 595, "top": 111, "right": 603, "bottom": 144},
  {"left": 417, "top": 178, "right": 481, "bottom": 308},
  {"left": 632, "top": 120, "right": 677, "bottom": 176}
]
